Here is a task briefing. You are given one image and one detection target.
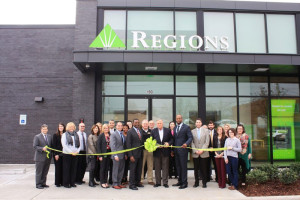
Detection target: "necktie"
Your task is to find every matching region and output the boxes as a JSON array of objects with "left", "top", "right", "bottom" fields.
[
  {"left": 176, "top": 125, "right": 180, "bottom": 135},
  {"left": 210, "top": 130, "right": 213, "bottom": 145},
  {"left": 120, "top": 132, "right": 124, "bottom": 144},
  {"left": 44, "top": 135, "right": 48, "bottom": 145},
  {"left": 136, "top": 129, "right": 141, "bottom": 140}
]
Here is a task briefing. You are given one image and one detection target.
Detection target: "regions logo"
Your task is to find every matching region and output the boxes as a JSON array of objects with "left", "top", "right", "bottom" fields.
[{"left": 89, "top": 24, "right": 126, "bottom": 48}]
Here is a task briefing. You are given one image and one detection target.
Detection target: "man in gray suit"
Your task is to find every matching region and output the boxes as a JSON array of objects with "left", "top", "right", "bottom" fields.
[
  {"left": 33, "top": 124, "right": 52, "bottom": 189},
  {"left": 191, "top": 118, "right": 210, "bottom": 188},
  {"left": 110, "top": 122, "right": 126, "bottom": 189}
]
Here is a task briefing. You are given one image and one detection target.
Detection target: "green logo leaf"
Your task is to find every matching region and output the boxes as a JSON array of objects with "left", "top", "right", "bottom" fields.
[{"left": 89, "top": 24, "right": 126, "bottom": 48}]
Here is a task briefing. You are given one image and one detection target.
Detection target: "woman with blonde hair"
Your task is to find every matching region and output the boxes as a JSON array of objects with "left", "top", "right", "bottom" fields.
[
  {"left": 61, "top": 122, "right": 81, "bottom": 188},
  {"left": 223, "top": 124, "right": 231, "bottom": 137}
]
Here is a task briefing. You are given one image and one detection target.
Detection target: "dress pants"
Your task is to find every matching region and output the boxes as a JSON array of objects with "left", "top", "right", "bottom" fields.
[
  {"left": 141, "top": 150, "right": 153, "bottom": 182},
  {"left": 88, "top": 156, "right": 96, "bottom": 183},
  {"left": 175, "top": 149, "right": 188, "bottom": 186},
  {"left": 112, "top": 158, "right": 125, "bottom": 186},
  {"left": 94, "top": 159, "right": 100, "bottom": 181},
  {"left": 154, "top": 152, "right": 169, "bottom": 185},
  {"left": 35, "top": 159, "right": 51, "bottom": 187},
  {"left": 54, "top": 155, "right": 63, "bottom": 186},
  {"left": 209, "top": 152, "right": 218, "bottom": 181},
  {"left": 129, "top": 157, "right": 143, "bottom": 187},
  {"left": 122, "top": 158, "right": 129, "bottom": 182},
  {"left": 63, "top": 154, "right": 78, "bottom": 187},
  {"left": 193, "top": 157, "right": 209, "bottom": 185},
  {"left": 100, "top": 156, "right": 111, "bottom": 184},
  {"left": 215, "top": 157, "right": 226, "bottom": 188},
  {"left": 226, "top": 156, "right": 239, "bottom": 189},
  {"left": 76, "top": 151, "right": 87, "bottom": 183},
  {"left": 169, "top": 153, "right": 177, "bottom": 178},
  {"left": 238, "top": 158, "right": 247, "bottom": 183}
]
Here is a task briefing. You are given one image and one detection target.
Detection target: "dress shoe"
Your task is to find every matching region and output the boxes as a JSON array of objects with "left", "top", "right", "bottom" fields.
[
  {"left": 193, "top": 183, "right": 199, "bottom": 188},
  {"left": 64, "top": 185, "right": 71, "bottom": 188},
  {"left": 153, "top": 184, "right": 161, "bottom": 187},
  {"left": 71, "top": 184, "right": 77, "bottom": 187},
  {"left": 75, "top": 182, "right": 82, "bottom": 185},
  {"left": 137, "top": 183, "right": 144, "bottom": 187},
  {"left": 148, "top": 182, "right": 155, "bottom": 185},
  {"left": 113, "top": 185, "right": 122, "bottom": 189},
  {"left": 36, "top": 186, "right": 44, "bottom": 189},
  {"left": 42, "top": 184, "right": 49, "bottom": 188},
  {"left": 129, "top": 186, "right": 138, "bottom": 190},
  {"left": 89, "top": 182, "right": 96, "bottom": 187},
  {"left": 179, "top": 184, "right": 187, "bottom": 189},
  {"left": 56, "top": 184, "right": 61, "bottom": 187},
  {"left": 202, "top": 184, "right": 207, "bottom": 188},
  {"left": 81, "top": 181, "right": 86, "bottom": 184},
  {"left": 93, "top": 182, "right": 99, "bottom": 185},
  {"left": 163, "top": 184, "right": 169, "bottom": 188},
  {"left": 172, "top": 183, "right": 181, "bottom": 187},
  {"left": 119, "top": 185, "right": 126, "bottom": 188}
]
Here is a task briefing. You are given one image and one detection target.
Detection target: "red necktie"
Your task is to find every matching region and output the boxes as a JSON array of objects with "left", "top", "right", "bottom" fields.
[{"left": 136, "top": 129, "right": 141, "bottom": 140}]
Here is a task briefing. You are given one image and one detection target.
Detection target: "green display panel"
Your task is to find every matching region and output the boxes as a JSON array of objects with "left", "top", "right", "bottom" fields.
[{"left": 271, "top": 99, "right": 296, "bottom": 160}]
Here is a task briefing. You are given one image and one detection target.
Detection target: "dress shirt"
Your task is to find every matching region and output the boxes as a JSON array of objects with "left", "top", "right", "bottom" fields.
[
  {"left": 197, "top": 128, "right": 201, "bottom": 140},
  {"left": 158, "top": 128, "right": 164, "bottom": 142},
  {"left": 77, "top": 131, "right": 86, "bottom": 151}
]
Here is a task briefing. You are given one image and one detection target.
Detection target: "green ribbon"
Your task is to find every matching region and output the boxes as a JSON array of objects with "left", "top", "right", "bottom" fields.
[{"left": 44, "top": 138, "right": 227, "bottom": 159}]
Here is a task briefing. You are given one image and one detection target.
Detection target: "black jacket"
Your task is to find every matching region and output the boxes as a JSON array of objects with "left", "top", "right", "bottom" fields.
[
  {"left": 126, "top": 127, "right": 143, "bottom": 159},
  {"left": 150, "top": 127, "right": 173, "bottom": 157},
  {"left": 52, "top": 133, "right": 63, "bottom": 156},
  {"left": 212, "top": 134, "right": 227, "bottom": 149},
  {"left": 96, "top": 133, "right": 111, "bottom": 158}
]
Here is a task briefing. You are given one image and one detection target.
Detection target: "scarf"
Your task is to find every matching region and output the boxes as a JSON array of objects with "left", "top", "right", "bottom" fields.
[{"left": 66, "top": 131, "right": 80, "bottom": 148}]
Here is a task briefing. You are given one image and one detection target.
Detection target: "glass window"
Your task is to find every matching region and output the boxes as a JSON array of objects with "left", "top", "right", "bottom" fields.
[
  {"left": 176, "top": 76, "right": 197, "bottom": 96},
  {"left": 127, "top": 11, "right": 173, "bottom": 50},
  {"left": 270, "top": 77, "right": 299, "bottom": 96},
  {"left": 152, "top": 99, "right": 173, "bottom": 127},
  {"left": 176, "top": 97, "right": 198, "bottom": 129},
  {"left": 102, "top": 75, "right": 125, "bottom": 95},
  {"left": 236, "top": 13, "right": 266, "bottom": 53},
  {"left": 206, "top": 97, "right": 237, "bottom": 127},
  {"left": 104, "top": 10, "right": 126, "bottom": 49},
  {"left": 102, "top": 97, "right": 124, "bottom": 123},
  {"left": 175, "top": 11, "right": 197, "bottom": 51},
  {"left": 127, "top": 75, "right": 174, "bottom": 95},
  {"left": 238, "top": 76, "right": 268, "bottom": 96},
  {"left": 128, "top": 98, "right": 148, "bottom": 122},
  {"left": 271, "top": 98, "right": 300, "bottom": 164},
  {"left": 206, "top": 76, "right": 236, "bottom": 96},
  {"left": 239, "top": 97, "right": 270, "bottom": 164},
  {"left": 204, "top": 12, "right": 235, "bottom": 52},
  {"left": 267, "top": 14, "right": 297, "bottom": 54}
]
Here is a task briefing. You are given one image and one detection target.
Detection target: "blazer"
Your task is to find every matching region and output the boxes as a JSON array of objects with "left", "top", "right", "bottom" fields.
[
  {"left": 110, "top": 130, "right": 125, "bottom": 159},
  {"left": 126, "top": 127, "right": 143, "bottom": 159},
  {"left": 150, "top": 127, "right": 173, "bottom": 157},
  {"left": 97, "top": 133, "right": 111, "bottom": 158},
  {"left": 208, "top": 129, "right": 217, "bottom": 148},
  {"left": 174, "top": 123, "right": 192, "bottom": 147},
  {"left": 191, "top": 127, "right": 210, "bottom": 158},
  {"left": 33, "top": 133, "right": 52, "bottom": 162},
  {"left": 52, "top": 133, "right": 63, "bottom": 156},
  {"left": 212, "top": 135, "right": 227, "bottom": 150},
  {"left": 87, "top": 134, "right": 98, "bottom": 154}
]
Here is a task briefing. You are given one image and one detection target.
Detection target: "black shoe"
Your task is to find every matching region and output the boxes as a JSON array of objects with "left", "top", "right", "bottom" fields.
[
  {"left": 202, "top": 184, "right": 207, "bottom": 188},
  {"left": 64, "top": 185, "right": 71, "bottom": 188},
  {"left": 137, "top": 183, "right": 144, "bottom": 187},
  {"left": 36, "top": 186, "right": 44, "bottom": 189},
  {"left": 89, "top": 182, "right": 96, "bottom": 187},
  {"left": 154, "top": 184, "right": 161, "bottom": 187},
  {"left": 75, "top": 182, "right": 82, "bottom": 185},
  {"left": 42, "top": 184, "right": 49, "bottom": 188},
  {"left": 193, "top": 183, "right": 199, "bottom": 188},
  {"left": 179, "top": 184, "right": 187, "bottom": 189},
  {"left": 129, "top": 186, "right": 138, "bottom": 190},
  {"left": 71, "top": 184, "right": 77, "bottom": 187},
  {"left": 172, "top": 183, "right": 181, "bottom": 187},
  {"left": 93, "top": 182, "right": 99, "bottom": 185},
  {"left": 95, "top": 178, "right": 100, "bottom": 182},
  {"left": 55, "top": 184, "right": 61, "bottom": 187},
  {"left": 163, "top": 184, "right": 169, "bottom": 188}
]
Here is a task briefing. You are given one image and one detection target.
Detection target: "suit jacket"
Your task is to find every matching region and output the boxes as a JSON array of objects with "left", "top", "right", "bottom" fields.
[
  {"left": 110, "top": 130, "right": 125, "bottom": 159},
  {"left": 150, "top": 127, "right": 173, "bottom": 157},
  {"left": 126, "top": 127, "right": 143, "bottom": 159},
  {"left": 97, "top": 133, "right": 110, "bottom": 158},
  {"left": 33, "top": 133, "right": 52, "bottom": 162},
  {"left": 213, "top": 135, "right": 227, "bottom": 149},
  {"left": 174, "top": 123, "right": 192, "bottom": 147},
  {"left": 52, "top": 133, "right": 62, "bottom": 156},
  {"left": 191, "top": 127, "right": 210, "bottom": 158}
]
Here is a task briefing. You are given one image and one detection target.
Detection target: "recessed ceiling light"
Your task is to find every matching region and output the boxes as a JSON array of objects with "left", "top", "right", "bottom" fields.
[{"left": 254, "top": 68, "right": 269, "bottom": 72}]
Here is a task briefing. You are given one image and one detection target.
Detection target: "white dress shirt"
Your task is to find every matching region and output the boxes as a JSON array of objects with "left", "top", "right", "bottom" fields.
[
  {"left": 77, "top": 131, "right": 87, "bottom": 151},
  {"left": 159, "top": 128, "right": 164, "bottom": 142}
]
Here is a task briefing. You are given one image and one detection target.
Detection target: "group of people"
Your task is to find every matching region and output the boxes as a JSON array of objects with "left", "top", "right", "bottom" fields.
[{"left": 33, "top": 114, "right": 252, "bottom": 191}]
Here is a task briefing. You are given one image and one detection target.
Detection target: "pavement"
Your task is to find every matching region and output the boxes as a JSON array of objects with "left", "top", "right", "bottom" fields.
[{"left": 0, "top": 164, "right": 299, "bottom": 200}]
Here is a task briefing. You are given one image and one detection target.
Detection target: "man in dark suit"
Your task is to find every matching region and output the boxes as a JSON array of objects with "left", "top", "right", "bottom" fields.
[
  {"left": 172, "top": 114, "right": 192, "bottom": 189},
  {"left": 126, "top": 119, "right": 144, "bottom": 190},
  {"left": 208, "top": 121, "right": 217, "bottom": 182},
  {"left": 33, "top": 124, "right": 52, "bottom": 189},
  {"left": 151, "top": 119, "right": 173, "bottom": 188}
]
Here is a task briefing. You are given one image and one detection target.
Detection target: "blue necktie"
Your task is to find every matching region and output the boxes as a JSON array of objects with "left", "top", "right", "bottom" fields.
[{"left": 120, "top": 132, "right": 124, "bottom": 144}]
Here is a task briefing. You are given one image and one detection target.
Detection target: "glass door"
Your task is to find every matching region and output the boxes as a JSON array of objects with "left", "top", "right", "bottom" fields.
[{"left": 127, "top": 96, "right": 173, "bottom": 127}]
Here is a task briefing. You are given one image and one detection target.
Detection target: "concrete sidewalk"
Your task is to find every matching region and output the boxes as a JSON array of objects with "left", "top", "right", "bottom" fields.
[{"left": 0, "top": 164, "right": 299, "bottom": 200}]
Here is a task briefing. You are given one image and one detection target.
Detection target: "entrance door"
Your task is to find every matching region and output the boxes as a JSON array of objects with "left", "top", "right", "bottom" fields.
[{"left": 127, "top": 96, "right": 173, "bottom": 127}]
